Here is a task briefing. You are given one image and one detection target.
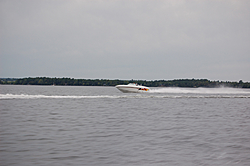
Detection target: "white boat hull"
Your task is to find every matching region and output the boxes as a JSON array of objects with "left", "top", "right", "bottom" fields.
[{"left": 115, "top": 84, "right": 150, "bottom": 93}]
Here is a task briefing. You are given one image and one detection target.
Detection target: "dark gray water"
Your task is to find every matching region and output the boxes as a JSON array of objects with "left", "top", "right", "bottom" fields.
[{"left": 1, "top": 85, "right": 250, "bottom": 166}]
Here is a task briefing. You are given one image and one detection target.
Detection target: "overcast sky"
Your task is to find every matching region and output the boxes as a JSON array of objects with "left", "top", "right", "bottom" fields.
[{"left": 1, "top": 0, "right": 250, "bottom": 81}]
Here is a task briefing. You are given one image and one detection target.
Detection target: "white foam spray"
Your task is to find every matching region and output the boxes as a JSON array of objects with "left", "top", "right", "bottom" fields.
[
  {"left": 0, "top": 91, "right": 249, "bottom": 100},
  {"left": 0, "top": 94, "right": 120, "bottom": 100}
]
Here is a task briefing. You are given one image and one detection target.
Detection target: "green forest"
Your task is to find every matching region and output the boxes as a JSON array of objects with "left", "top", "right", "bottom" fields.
[{"left": 1, "top": 77, "right": 250, "bottom": 88}]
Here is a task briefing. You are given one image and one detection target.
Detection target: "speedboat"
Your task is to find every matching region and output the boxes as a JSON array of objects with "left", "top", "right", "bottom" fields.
[{"left": 115, "top": 83, "right": 150, "bottom": 93}]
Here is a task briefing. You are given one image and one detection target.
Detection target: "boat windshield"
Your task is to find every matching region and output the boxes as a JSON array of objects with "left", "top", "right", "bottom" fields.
[{"left": 128, "top": 83, "right": 138, "bottom": 86}]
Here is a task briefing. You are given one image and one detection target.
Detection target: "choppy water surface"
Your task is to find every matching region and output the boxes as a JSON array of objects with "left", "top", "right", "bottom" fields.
[{"left": 1, "top": 85, "right": 250, "bottom": 166}]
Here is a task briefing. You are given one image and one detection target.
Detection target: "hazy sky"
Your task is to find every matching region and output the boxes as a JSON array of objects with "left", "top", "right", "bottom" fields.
[{"left": 1, "top": 0, "right": 250, "bottom": 81}]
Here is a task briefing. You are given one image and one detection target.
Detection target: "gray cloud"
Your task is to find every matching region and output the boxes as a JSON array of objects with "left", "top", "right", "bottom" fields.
[{"left": 1, "top": 0, "right": 250, "bottom": 81}]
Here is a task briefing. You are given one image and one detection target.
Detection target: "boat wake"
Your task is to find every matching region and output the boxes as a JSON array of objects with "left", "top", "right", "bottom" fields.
[
  {"left": 0, "top": 94, "right": 119, "bottom": 100},
  {"left": 0, "top": 93, "right": 249, "bottom": 100}
]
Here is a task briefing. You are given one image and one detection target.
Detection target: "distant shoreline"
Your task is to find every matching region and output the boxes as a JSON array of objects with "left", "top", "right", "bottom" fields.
[{"left": 1, "top": 77, "right": 250, "bottom": 88}]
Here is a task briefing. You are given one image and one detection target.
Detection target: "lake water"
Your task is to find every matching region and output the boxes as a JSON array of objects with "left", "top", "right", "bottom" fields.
[{"left": 1, "top": 85, "right": 250, "bottom": 166}]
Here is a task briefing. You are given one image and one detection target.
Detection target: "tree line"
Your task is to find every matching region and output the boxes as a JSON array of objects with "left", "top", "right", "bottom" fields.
[{"left": 1, "top": 77, "right": 250, "bottom": 88}]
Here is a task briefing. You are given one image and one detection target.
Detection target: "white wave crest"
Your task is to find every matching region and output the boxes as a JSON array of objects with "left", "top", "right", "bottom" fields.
[
  {"left": 0, "top": 93, "right": 249, "bottom": 100},
  {"left": 0, "top": 94, "right": 119, "bottom": 99}
]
